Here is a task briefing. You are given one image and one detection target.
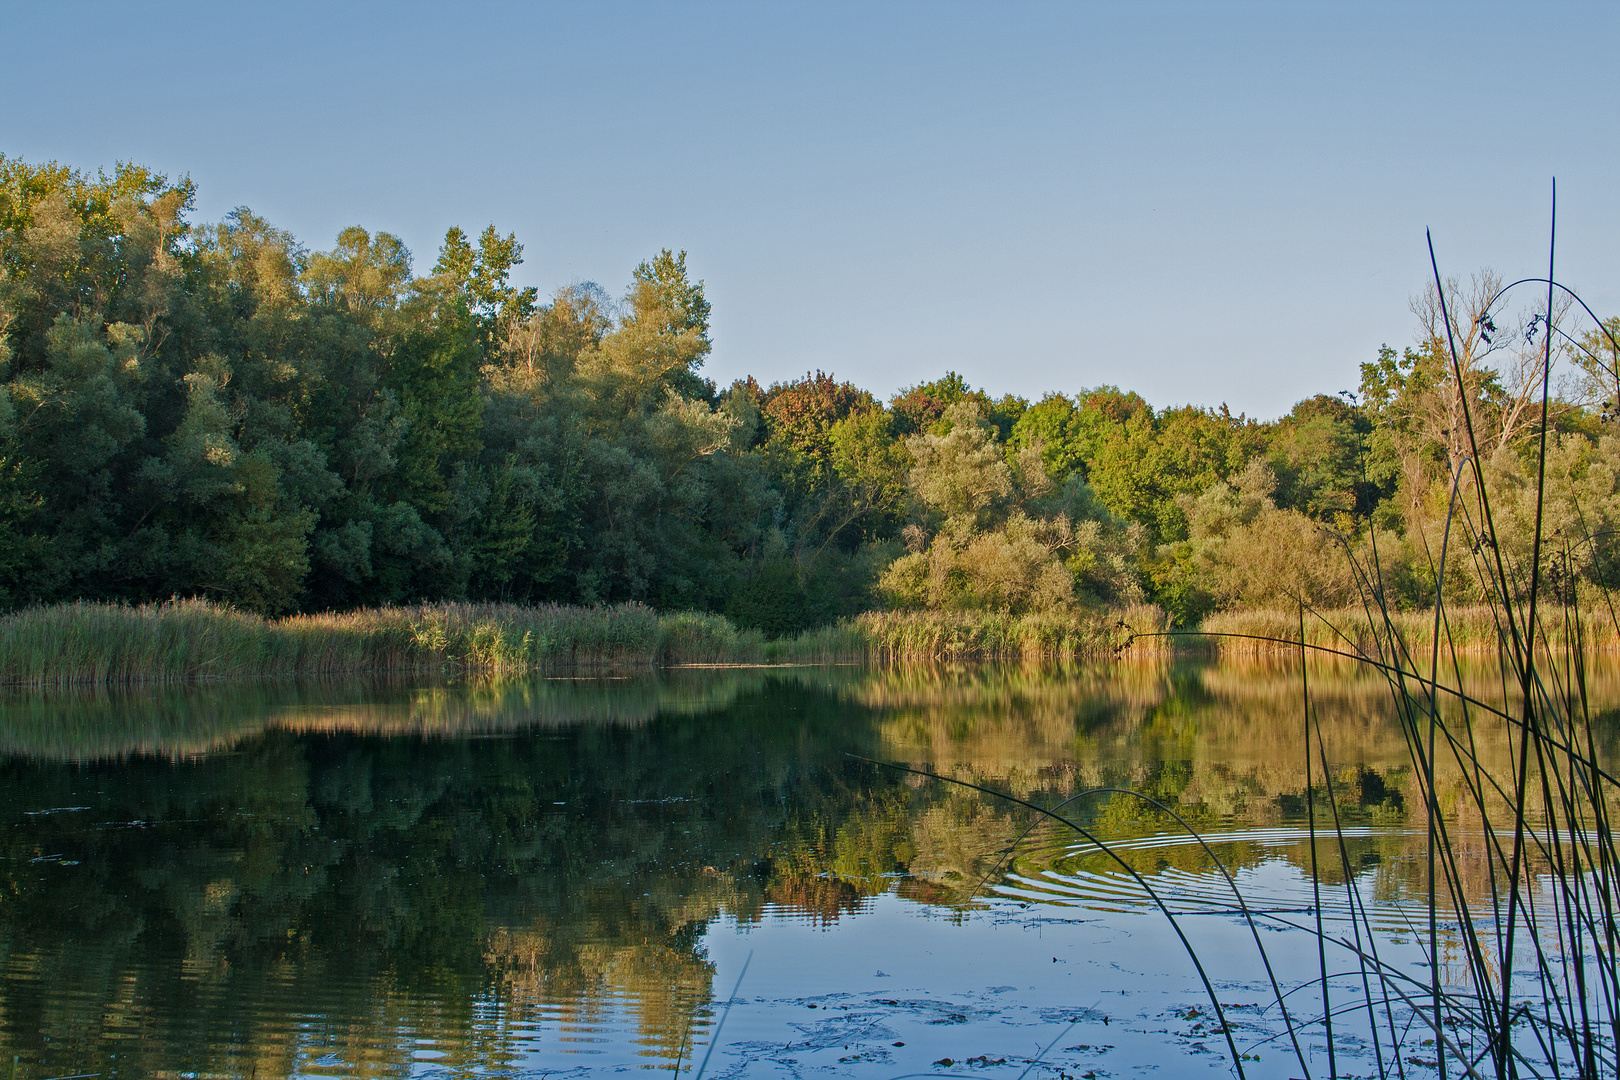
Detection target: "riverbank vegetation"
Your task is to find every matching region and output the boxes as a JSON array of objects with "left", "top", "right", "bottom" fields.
[
  {"left": 0, "top": 598, "right": 1166, "bottom": 684},
  {"left": 3, "top": 153, "right": 1617, "bottom": 661},
  {"left": 0, "top": 599, "right": 766, "bottom": 685},
  {"left": 9, "top": 150, "right": 1620, "bottom": 1076},
  {"left": 1197, "top": 603, "right": 1620, "bottom": 657}
]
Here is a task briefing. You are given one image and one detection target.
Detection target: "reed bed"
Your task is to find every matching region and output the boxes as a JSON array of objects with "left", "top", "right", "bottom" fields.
[
  {"left": 838, "top": 603, "right": 1170, "bottom": 663},
  {"left": 0, "top": 599, "right": 765, "bottom": 685},
  {"left": 1196, "top": 603, "right": 1620, "bottom": 658},
  {"left": 656, "top": 610, "right": 767, "bottom": 665},
  {"left": 764, "top": 621, "right": 873, "bottom": 664},
  {"left": 0, "top": 598, "right": 1180, "bottom": 685}
]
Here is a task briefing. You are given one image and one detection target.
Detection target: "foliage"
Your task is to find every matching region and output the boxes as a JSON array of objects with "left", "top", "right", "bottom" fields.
[
  {"left": 879, "top": 402, "right": 1144, "bottom": 614},
  {"left": 889, "top": 370, "right": 1026, "bottom": 439},
  {"left": 1151, "top": 460, "right": 1358, "bottom": 616},
  {"left": 1, "top": 151, "right": 1616, "bottom": 637}
]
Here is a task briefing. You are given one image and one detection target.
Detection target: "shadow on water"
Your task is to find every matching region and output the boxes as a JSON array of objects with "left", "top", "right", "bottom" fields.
[{"left": 1, "top": 657, "right": 1617, "bottom": 1077}]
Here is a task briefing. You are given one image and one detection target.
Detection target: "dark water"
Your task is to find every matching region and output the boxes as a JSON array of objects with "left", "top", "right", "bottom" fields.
[{"left": 1, "top": 660, "right": 1612, "bottom": 1079}]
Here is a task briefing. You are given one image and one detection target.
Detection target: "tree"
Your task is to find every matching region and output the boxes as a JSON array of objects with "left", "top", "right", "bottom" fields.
[
  {"left": 879, "top": 401, "right": 1143, "bottom": 613},
  {"left": 1267, "top": 394, "right": 1371, "bottom": 519},
  {"left": 1150, "top": 459, "right": 1357, "bottom": 618},
  {"left": 1360, "top": 272, "right": 1575, "bottom": 524},
  {"left": 904, "top": 401, "right": 1013, "bottom": 531},
  {"left": 758, "top": 371, "right": 877, "bottom": 506},
  {"left": 581, "top": 249, "right": 713, "bottom": 411},
  {"left": 1085, "top": 402, "right": 1264, "bottom": 543},
  {"left": 304, "top": 226, "right": 412, "bottom": 323},
  {"left": 889, "top": 372, "right": 1025, "bottom": 440},
  {"left": 1008, "top": 392, "right": 1086, "bottom": 479},
  {"left": 430, "top": 224, "right": 537, "bottom": 355}
]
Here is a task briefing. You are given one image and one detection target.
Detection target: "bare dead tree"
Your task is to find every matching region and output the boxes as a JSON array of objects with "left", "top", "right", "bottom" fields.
[{"left": 1405, "top": 270, "right": 1574, "bottom": 475}]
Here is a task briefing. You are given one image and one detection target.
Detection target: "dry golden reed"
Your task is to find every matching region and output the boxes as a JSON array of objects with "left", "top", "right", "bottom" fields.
[
  {"left": 0, "top": 599, "right": 765, "bottom": 685},
  {"left": 1194, "top": 604, "right": 1620, "bottom": 658},
  {"left": 0, "top": 599, "right": 1176, "bottom": 684}
]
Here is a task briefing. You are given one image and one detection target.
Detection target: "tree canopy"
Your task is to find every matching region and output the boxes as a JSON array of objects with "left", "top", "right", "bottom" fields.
[{"left": 0, "top": 153, "right": 1612, "bottom": 627}]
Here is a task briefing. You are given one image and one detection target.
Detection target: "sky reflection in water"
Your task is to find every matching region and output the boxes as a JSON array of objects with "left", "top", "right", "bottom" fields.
[{"left": 1, "top": 658, "right": 1612, "bottom": 1078}]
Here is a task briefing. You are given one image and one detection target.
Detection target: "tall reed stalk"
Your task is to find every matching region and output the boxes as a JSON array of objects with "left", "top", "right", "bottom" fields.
[
  {"left": 1205, "top": 206, "right": 1620, "bottom": 1078},
  {"left": 902, "top": 202, "right": 1620, "bottom": 1079}
]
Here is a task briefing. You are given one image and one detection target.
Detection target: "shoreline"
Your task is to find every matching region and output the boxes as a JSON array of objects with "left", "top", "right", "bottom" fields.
[{"left": 0, "top": 599, "right": 1610, "bottom": 686}]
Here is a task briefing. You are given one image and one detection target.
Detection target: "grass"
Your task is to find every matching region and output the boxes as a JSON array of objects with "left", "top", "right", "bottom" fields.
[
  {"left": 1197, "top": 603, "right": 1620, "bottom": 658},
  {"left": 835, "top": 603, "right": 1170, "bottom": 663},
  {"left": 4, "top": 588, "right": 1612, "bottom": 688},
  {"left": 0, "top": 599, "right": 767, "bottom": 685},
  {"left": 0, "top": 599, "right": 1176, "bottom": 684}
]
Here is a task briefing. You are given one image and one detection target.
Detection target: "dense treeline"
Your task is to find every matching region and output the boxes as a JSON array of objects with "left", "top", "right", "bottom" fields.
[{"left": 1, "top": 155, "right": 1616, "bottom": 630}]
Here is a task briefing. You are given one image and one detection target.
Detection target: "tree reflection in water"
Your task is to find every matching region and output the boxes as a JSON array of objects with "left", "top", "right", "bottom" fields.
[{"left": 0, "top": 658, "right": 1613, "bottom": 1076}]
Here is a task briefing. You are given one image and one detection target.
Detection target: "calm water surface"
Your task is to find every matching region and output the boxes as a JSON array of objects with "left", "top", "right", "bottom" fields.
[{"left": 1, "top": 659, "right": 1613, "bottom": 1079}]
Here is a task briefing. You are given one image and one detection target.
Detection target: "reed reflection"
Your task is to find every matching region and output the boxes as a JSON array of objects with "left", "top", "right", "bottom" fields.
[{"left": 0, "top": 657, "right": 1613, "bottom": 1077}]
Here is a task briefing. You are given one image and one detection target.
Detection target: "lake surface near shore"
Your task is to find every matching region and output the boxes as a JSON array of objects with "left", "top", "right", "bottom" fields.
[{"left": 1, "top": 657, "right": 1611, "bottom": 1079}]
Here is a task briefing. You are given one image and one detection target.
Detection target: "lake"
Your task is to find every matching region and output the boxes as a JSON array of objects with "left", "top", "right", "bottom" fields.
[{"left": 0, "top": 657, "right": 1609, "bottom": 1079}]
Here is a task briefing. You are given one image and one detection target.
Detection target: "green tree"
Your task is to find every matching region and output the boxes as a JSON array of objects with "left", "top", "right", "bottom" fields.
[
  {"left": 1267, "top": 394, "right": 1371, "bottom": 519},
  {"left": 1086, "top": 402, "right": 1265, "bottom": 543},
  {"left": 879, "top": 402, "right": 1143, "bottom": 613},
  {"left": 889, "top": 372, "right": 1026, "bottom": 440}
]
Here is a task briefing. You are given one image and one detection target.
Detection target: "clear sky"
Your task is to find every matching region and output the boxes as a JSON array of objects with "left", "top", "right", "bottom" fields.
[{"left": 3, "top": 0, "right": 1616, "bottom": 418}]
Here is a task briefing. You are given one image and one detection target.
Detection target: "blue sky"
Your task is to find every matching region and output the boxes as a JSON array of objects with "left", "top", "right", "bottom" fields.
[{"left": 3, "top": 0, "right": 1616, "bottom": 418}]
